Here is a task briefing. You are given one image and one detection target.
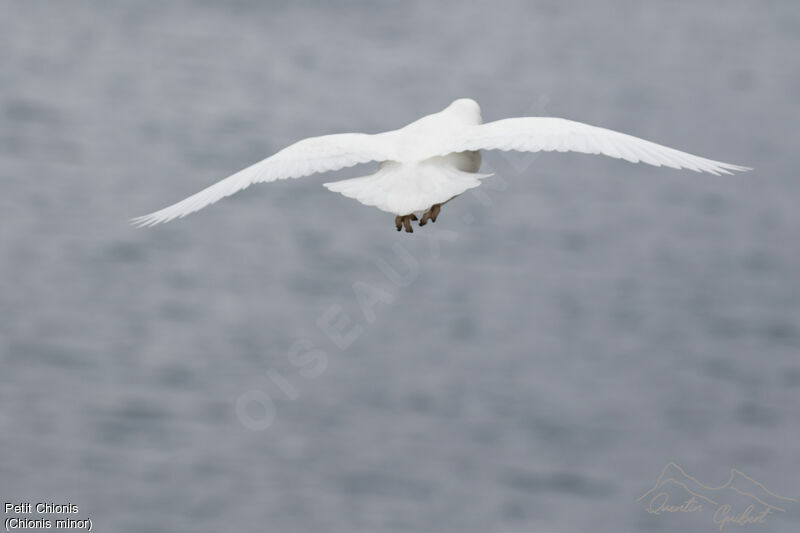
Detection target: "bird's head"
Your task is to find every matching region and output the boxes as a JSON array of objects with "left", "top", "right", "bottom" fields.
[{"left": 446, "top": 98, "right": 482, "bottom": 123}]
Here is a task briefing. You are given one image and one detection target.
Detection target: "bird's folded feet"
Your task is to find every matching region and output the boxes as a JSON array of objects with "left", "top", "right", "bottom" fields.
[
  {"left": 429, "top": 204, "right": 441, "bottom": 223},
  {"left": 395, "top": 205, "right": 442, "bottom": 233},
  {"left": 420, "top": 204, "right": 441, "bottom": 226},
  {"left": 395, "top": 214, "right": 415, "bottom": 233}
]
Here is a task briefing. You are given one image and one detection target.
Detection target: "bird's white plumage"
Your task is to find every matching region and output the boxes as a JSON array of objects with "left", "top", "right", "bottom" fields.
[
  {"left": 426, "top": 117, "right": 750, "bottom": 175},
  {"left": 131, "top": 133, "right": 395, "bottom": 226},
  {"left": 323, "top": 157, "right": 492, "bottom": 215},
  {"left": 132, "top": 98, "right": 749, "bottom": 225}
]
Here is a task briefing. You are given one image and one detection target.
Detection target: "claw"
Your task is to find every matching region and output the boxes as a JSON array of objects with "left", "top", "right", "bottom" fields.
[
  {"left": 395, "top": 216, "right": 402, "bottom": 231},
  {"left": 402, "top": 215, "right": 413, "bottom": 233}
]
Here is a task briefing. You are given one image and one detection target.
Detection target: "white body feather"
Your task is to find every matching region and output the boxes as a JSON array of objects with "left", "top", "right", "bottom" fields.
[
  {"left": 132, "top": 98, "right": 749, "bottom": 226},
  {"left": 323, "top": 152, "right": 487, "bottom": 216}
]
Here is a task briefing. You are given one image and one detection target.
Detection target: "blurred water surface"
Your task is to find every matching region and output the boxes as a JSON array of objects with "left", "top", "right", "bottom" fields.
[{"left": 1, "top": 1, "right": 799, "bottom": 532}]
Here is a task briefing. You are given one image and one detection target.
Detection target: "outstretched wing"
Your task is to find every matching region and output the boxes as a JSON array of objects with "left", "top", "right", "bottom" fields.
[
  {"left": 131, "top": 132, "right": 395, "bottom": 226},
  {"left": 428, "top": 117, "right": 750, "bottom": 175}
]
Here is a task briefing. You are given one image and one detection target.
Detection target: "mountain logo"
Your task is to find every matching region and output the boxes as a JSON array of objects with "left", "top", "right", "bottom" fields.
[{"left": 636, "top": 462, "right": 795, "bottom": 530}]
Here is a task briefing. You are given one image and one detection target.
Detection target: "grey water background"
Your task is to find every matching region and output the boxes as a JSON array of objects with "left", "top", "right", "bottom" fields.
[{"left": 1, "top": 1, "right": 799, "bottom": 531}]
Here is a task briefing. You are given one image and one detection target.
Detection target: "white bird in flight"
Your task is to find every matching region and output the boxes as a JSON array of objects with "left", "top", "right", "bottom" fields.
[{"left": 132, "top": 98, "right": 750, "bottom": 232}]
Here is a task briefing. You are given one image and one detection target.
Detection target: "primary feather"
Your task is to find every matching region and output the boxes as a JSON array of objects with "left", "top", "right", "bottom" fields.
[
  {"left": 131, "top": 133, "right": 395, "bottom": 227},
  {"left": 429, "top": 117, "right": 750, "bottom": 175}
]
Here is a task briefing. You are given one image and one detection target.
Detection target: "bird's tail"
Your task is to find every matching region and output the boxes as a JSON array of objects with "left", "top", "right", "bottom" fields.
[{"left": 323, "top": 161, "right": 492, "bottom": 216}]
